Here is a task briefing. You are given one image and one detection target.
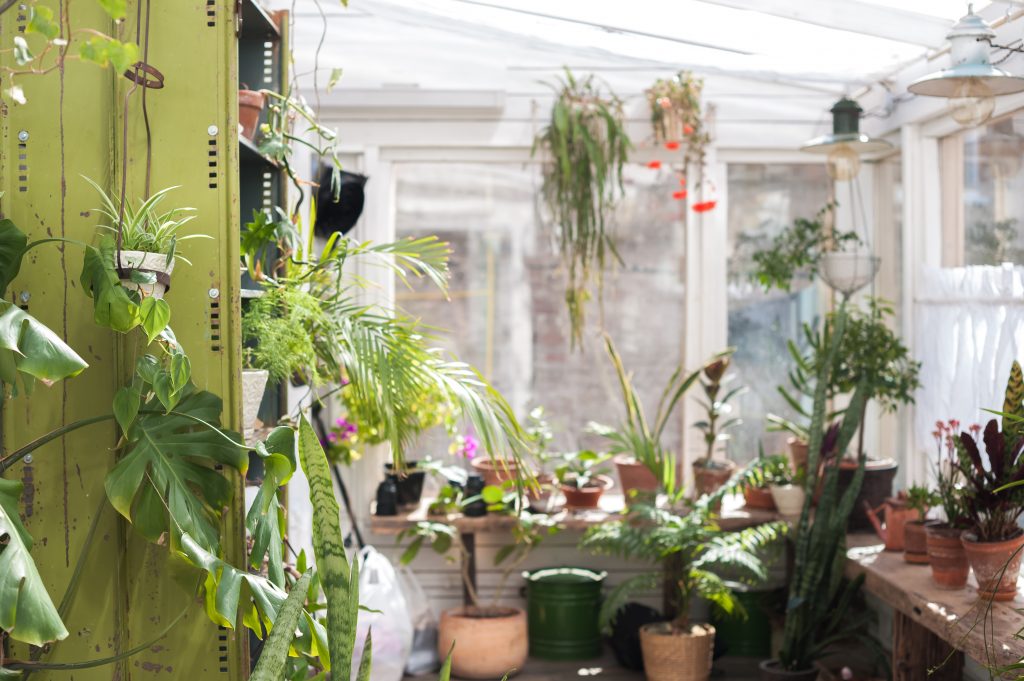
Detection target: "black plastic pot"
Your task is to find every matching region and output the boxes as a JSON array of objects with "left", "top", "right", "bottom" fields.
[
  {"left": 837, "top": 459, "right": 898, "bottom": 531},
  {"left": 384, "top": 461, "right": 426, "bottom": 507}
]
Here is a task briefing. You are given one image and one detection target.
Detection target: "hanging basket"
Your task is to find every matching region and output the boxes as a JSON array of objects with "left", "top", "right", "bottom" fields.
[
  {"left": 819, "top": 251, "right": 879, "bottom": 296},
  {"left": 118, "top": 250, "right": 174, "bottom": 299}
]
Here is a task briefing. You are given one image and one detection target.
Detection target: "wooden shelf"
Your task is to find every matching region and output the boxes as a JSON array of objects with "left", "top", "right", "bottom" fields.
[
  {"left": 240, "top": 0, "right": 280, "bottom": 41},
  {"left": 239, "top": 134, "right": 279, "bottom": 169}
]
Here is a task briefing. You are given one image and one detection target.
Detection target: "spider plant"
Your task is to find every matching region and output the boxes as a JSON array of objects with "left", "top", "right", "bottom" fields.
[
  {"left": 533, "top": 68, "right": 631, "bottom": 348},
  {"left": 82, "top": 176, "right": 208, "bottom": 264}
]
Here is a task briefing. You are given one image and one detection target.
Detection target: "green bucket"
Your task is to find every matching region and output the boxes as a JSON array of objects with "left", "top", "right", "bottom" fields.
[
  {"left": 710, "top": 585, "right": 780, "bottom": 658},
  {"left": 523, "top": 567, "right": 607, "bottom": 660}
]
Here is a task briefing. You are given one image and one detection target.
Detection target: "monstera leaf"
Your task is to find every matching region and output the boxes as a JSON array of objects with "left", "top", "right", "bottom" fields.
[
  {"left": 0, "top": 219, "right": 28, "bottom": 297},
  {"left": 104, "top": 384, "right": 247, "bottom": 552},
  {"left": 0, "top": 300, "right": 88, "bottom": 396},
  {"left": 80, "top": 235, "right": 141, "bottom": 333},
  {"left": 0, "top": 479, "right": 68, "bottom": 646},
  {"left": 247, "top": 426, "right": 296, "bottom": 588}
]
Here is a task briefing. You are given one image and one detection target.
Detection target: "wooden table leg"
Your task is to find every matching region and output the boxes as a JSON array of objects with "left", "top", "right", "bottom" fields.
[
  {"left": 462, "top": 532, "right": 476, "bottom": 607},
  {"left": 893, "top": 611, "right": 964, "bottom": 681}
]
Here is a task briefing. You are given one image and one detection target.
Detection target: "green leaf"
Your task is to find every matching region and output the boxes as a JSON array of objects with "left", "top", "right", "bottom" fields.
[
  {"left": 12, "top": 37, "right": 33, "bottom": 66},
  {"left": 169, "top": 351, "right": 191, "bottom": 392},
  {"left": 0, "top": 300, "right": 88, "bottom": 396},
  {"left": 355, "top": 631, "right": 372, "bottom": 681},
  {"left": 438, "top": 644, "right": 454, "bottom": 681},
  {"left": 104, "top": 384, "right": 246, "bottom": 552},
  {"left": 26, "top": 6, "right": 59, "bottom": 40},
  {"left": 327, "top": 68, "right": 343, "bottom": 92},
  {"left": 140, "top": 296, "right": 171, "bottom": 344},
  {"left": 481, "top": 484, "right": 504, "bottom": 505},
  {"left": 249, "top": 571, "right": 313, "bottom": 681},
  {"left": 0, "top": 220, "right": 28, "bottom": 297},
  {"left": 79, "top": 36, "right": 139, "bottom": 74},
  {"left": 113, "top": 385, "right": 140, "bottom": 432},
  {"left": 247, "top": 426, "right": 297, "bottom": 587},
  {"left": 0, "top": 480, "right": 68, "bottom": 646},
  {"left": 298, "top": 415, "right": 355, "bottom": 681},
  {"left": 80, "top": 237, "right": 140, "bottom": 333},
  {"left": 97, "top": 0, "right": 128, "bottom": 20},
  {"left": 153, "top": 370, "right": 176, "bottom": 412}
]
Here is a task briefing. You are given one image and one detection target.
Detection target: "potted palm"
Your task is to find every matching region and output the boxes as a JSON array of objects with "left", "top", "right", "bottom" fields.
[
  {"left": 691, "top": 352, "right": 743, "bottom": 497},
  {"left": 556, "top": 450, "right": 613, "bottom": 509},
  {"left": 581, "top": 472, "right": 785, "bottom": 681},
  {"left": 84, "top": 177, "right": 206, "bottom": 299}
]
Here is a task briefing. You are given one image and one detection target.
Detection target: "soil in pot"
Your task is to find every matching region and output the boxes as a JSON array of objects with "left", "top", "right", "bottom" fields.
[
  {"left": 692, "top": 460, "right": 736, "bottom": 498},
  {"left": 384, "top": 461, "right": 426, "bottom": 507},
  {"left": 524, "top": 567, "right": 606, "bottom": 660},
  {"left": 562, "top": 475, "right": 612, "bottom": 509},
  {"left": 615, "top": 454, "right": 660, "bottom": 497},
  {"left": 239, "top": 89, "right": 266, "bottom": 140},
  {"left": 925, "top": 523, "right": 969, "bottom": 589},
  {"left": 903, "top": 519, "right": 931, "bottom": 564},
  {"left": 471, "top": 457, "right": 519, "bottom": 487},
  {"left": 837, "top": 458, "right": 897, "bottom": 531},
  {"left": 639, "top": 622, "right": 714, "bottom": 681},
  {"left": 758, "top": 659, "right": 819, "bottom": 681},
  {"left": 961, "top": 531, "right": 1024, "bottom": 601},
  {"left": 438, "top": 606, "right": 527, "bottom": 679}
]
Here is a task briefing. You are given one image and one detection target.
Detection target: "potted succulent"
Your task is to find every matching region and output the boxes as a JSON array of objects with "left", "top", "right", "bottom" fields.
[
  {"left": 957, "top": 365, "right": 1024, "bottom": 601},
  {"left": 692, "top": 351, "right": 743, "bottom": 497},
  {"left": 590, "top": 334, "right": 715, "bottom": 502},
  {"left": 556, "top": 450, "right": 613, "bottom": 509},
  {"left": 903, "top": 485, "right": 940, "bottom": 564},
  {"left": 84, "top": 177, "right": 205, "bottom": 299},
  {"left": 581, "top": 471, "right": 785, "bottom": 681},
  {"left": 765, "top": 454, "right": 805, "bottom": 518},
  {"left": 926, "top": 420, "right": 974, "bottom": 588}
]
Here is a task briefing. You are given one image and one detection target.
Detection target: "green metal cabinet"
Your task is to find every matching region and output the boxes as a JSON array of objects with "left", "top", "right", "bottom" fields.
[{"left": 0, "top": 2, "right": 283, "bottom": 678}]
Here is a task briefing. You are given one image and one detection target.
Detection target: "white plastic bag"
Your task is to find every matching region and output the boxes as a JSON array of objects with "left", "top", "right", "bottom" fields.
[
  {"left": 398, "top": 566, "right": 440, "bottom": 675},
  {"left": 352, "top": 546, "right": 413, "bottom": 681}
]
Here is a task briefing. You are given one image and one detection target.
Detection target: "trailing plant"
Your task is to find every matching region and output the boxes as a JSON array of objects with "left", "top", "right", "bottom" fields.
[
  {"left": 750, "top": 203, "right": 858, "bottom": 292},
  {"left": 581, "top": 461, "right": 785, "bottom": 630},
  {"left": 693, "top": 350, "right": 743, "bottom": 468},
  {"left": 589, "top": 333, "right": 723, "bottom": 498},
  {"left": 533, "top": 68, "right": 631, "bottom": 347},
  {"left": 242, "top": 284, "right": 331, "bottom": 385},
  {"left": 646, "top": 70, "right": 710, "bottom": 166}
]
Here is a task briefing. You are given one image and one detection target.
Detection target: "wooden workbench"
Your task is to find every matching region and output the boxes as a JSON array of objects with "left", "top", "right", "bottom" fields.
[{"left": 846, "top": 535, "right": 1024, "bottom": 679}]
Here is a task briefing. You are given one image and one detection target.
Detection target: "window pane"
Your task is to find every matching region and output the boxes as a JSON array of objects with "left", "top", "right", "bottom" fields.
[
  {"left": 963, "top": 115, "right": 1024, "bottom": 265},
  {"left": 726, "top": 163, "right": 831, "bottom": 463}
]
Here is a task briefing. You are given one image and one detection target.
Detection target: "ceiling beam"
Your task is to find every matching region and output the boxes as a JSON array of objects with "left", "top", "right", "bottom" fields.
[{"left": 691, "top": 0, "right": 953, "bottom": 47}]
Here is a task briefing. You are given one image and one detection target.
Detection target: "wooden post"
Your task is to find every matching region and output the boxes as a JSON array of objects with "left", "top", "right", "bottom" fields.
[{"left": 893, "top": 611, "right": 964, "bottom": 681}]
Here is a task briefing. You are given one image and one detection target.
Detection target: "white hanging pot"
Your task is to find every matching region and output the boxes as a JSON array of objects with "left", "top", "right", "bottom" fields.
[
  {"left": 819, "top": 250, "right": 879, "bottom": 296},
  {"left": 118, "top": 250, "right": 174, "bottom": 299},
  {"left": 241, "top": 368, "right": 269, "bottom": 438},
  {"left": 769, "top": 483, "right": 806, "bottom": 518}
]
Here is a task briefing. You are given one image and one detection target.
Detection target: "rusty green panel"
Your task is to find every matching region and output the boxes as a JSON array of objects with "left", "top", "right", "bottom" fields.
[{"left": 1, "top": 2, "right": 245, "bottom": 680}]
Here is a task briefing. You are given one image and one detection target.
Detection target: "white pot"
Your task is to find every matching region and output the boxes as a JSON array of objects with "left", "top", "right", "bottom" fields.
[
  {"left": 819, "top": 251, "right": 879, "bottom": 296},
  {"left": 118, "top": 250, "right": 175, "bottom": 299},
  {"left": 770, "top": 483, "right": 806, "bottom": 517},
  {"left": 241, "top": 369, "right": 269, "bottom": 437}
]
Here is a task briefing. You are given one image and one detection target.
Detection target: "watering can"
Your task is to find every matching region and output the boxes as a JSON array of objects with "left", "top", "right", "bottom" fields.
[{"left": 864, "top": 494, "right": 920, "bottom": 551}]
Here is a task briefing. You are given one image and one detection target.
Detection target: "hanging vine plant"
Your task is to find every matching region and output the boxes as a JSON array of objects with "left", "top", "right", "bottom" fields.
[
  {"left": 534, "top": 68, "right": 631, "bottom": 349},
  {"left": 647, "top": 70, "right": 710, "bottom": 166}
]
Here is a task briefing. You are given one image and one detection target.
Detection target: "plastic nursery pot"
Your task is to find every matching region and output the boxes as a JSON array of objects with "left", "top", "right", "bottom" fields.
[
  {"left": 118, "top": 250, "right": 174, "bottom": 299},
  {"left": 758, "top": 659, "right": 819, "bottom": 681},
  {"left": 241, "top": 368, "right": 269, "bottom": 437},
  {"left": 639, "top": 622, "right": 714, "bottom": 681},
  {"left": 769, "top": 484, "right": 805, "bottom": 518},
  {"left": 238, "top": 89, "right": 266, "bottom": 140},
  {"left": 903, "top": 519, "right": 932, "bottom": 564},
  {"left": 437, "top": 606, "right": 527, "bottom": 679},
  {"left": 614, "top": 454, "right": 660, "bottom": 496},
  {"left": 925, "top": 523, "right": 969, "bottom": 589},
  {"left": 384, "top": 462, "right": 426, "bottom": 506},
  {"left": 692, "top": 460, "right": 736, "bottom": 498},
  {"left": 523, "top": 567, "right": 607, "bottom": 660},
  {"left": 561, "top": 475, "right": 613, "bottom": 509},
  {"left": 471, "top": 456, "right": 519, "bottom": 487},
  {"left": 743, "top": 485, "right": 776, "bottom": 511},
  {"left": 710, "top": 586, "right": 776, "bottom": 658},
  {"left": 961, "top": 531, "right": 1024, "bottom": 602}
]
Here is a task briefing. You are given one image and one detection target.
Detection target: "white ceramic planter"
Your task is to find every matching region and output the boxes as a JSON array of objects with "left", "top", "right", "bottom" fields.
[
  {"left": 770, "top": 483, "right": 806, "bottom": 518},
  {"left": 819, "top": 251, "right": 879, "bottom": 296},
  {"left": 241, "top": 369, "right": 269, "bottom": 437},
  {"left": 118, "top": 250, "right": 174, "bottom": 299}
]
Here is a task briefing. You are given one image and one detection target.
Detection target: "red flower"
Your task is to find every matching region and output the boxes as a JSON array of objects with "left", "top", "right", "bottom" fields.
[
  {"left": 683, "top": 124, "right": 694, "bottom": 135},
  {"left": 664, "top": 141, "right": 681, "bottom": 151},
  {"left": 692, "top": 200, "right": 717, "bottom": 213},
  {"left": 646, "top": 160, "right": 662, "bottom": 170},
  {"left": 672, "top": 190, "right": 687, "bottom": 200},
  {"left": 679, "top": 177, "right": 687, "bottom": 187}
]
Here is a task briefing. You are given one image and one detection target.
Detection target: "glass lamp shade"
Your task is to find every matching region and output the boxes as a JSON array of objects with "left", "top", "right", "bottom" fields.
[{"left": 826, "top": 144, "right": 861, "bottom": 180}]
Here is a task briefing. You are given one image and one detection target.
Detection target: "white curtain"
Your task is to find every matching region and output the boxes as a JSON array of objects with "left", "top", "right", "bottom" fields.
[{"left": 913, "top": 264, "right": 1024, "bottom": 482}]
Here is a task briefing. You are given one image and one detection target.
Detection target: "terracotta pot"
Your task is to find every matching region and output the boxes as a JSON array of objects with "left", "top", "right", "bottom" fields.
[
  {"left": 241, "top": 369, "right": 269, "bottom": 438},
  {"left": 561, "top": 475, "right": 612, "bottom": 509},
  {"left": 759, "top": 659, "right": 819, "bottom": 681},
  {"left": 903, "top": 520, "right": 931, "bottom": 564},
  {"left": 238, "top": 89, "right": 265, "bottom": 140},
  {"left": 639, "top": 622, "right": 714, "bottom": 681},
  {"left": 615, "top": 454, "right": 660, "bottom": 495},
  {"left": 864, "top": 495, "right": 921, "bottom": 551},
  {"left": 471, "top": 457, "right": 519, "bottom": 487},
  {"left": 117, "top": 250, "right": 174, "bottom": 299},
  {"left": 744, "top": 485, "right": 776, "bottom": 511},
  {"left": 438, "top": 607, "right": 527, "bottom": 679},
  {"left": 769, "top": 484, "right": 805, "bottom": 517},
  {"left": 961, "top": 531, "right": 1024, "bottom": 602},
  {"left": 692, "top": 460, "right": 736, "bottom": 498},
  {"left": 925, "top": 523, "right": 969, "bottom": 589},
  {"left": 787, "top": 437, "right": 809, "bottom": 474}
]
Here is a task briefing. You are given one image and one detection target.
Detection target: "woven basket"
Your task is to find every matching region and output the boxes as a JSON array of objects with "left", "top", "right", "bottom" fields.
[{"left": 639, "top": 623, "right": 715, "bottom": 681}]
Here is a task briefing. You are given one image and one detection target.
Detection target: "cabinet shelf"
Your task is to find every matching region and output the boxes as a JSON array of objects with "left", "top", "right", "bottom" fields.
[
  {"left": 239, "top": 134, "right": 279, "bottom": 169},
  {"left": 240, "top": 0, "right": 280, "bottom": 42}
]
